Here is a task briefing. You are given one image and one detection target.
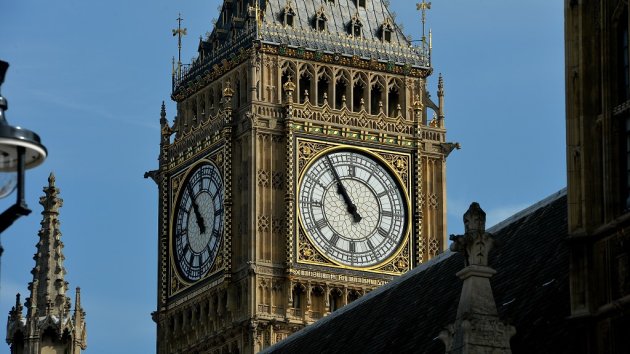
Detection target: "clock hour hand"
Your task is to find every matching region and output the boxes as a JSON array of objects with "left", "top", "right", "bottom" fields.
[
  {"left": 186, "top": 184, "right": 206, "bottom": 234},
  {"left": 325, "top": 155, "right": 362, "bottom": 223}
]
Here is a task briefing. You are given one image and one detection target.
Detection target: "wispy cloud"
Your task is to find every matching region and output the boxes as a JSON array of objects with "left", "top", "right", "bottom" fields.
[
  {"left": 24, "top": 88, "right": 159, "bottom": 131},
  {"left": 485, "top": 204, "right": 530, "bottom": 228}
]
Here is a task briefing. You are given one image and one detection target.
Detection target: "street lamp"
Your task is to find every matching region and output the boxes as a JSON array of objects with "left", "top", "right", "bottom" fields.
[{"left": 0, "top": 60, "right": 47, "bottom": 236}]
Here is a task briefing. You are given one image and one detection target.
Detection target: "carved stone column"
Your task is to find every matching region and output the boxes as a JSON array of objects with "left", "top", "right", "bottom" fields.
[{"left": 440, "top": 202, "right": 515, "bottom": 354}]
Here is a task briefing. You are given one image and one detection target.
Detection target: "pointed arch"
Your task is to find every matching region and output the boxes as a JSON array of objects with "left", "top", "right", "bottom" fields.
[
  {"left": 370, "top": 75, "right": 387, "bottom": 114},
  {"left": 352, "top": 71, "right": 369, "bottom": 112},
  {"left": 334, "top": 69, "right": 351, "bottom": 109},
  {"left": 317, "top": 66, "right": 334, "bottom": 106},
  {"left": 298, "top": 63, "right": 316, "bottom": 104}
]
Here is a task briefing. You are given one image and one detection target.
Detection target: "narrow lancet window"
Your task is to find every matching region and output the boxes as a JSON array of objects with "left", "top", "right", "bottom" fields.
[
  {"left": 284, "top": 2, "right": 296, "bottom": 27},
  {"left": 350, "top": 15, "right": 362, "bottom": 38}
]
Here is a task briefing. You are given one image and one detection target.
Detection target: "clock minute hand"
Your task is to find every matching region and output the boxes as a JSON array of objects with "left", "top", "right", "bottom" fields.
[
  {"left": 325, "top": 156, "right": 362, "bottom": 223},
  {"left": 186, "top": 184, "right": 207, "bottom": 234}
]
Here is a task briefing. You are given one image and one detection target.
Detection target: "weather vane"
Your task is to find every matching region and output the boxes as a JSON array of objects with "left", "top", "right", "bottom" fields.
[
  {"left": 172, "top": 13, "right": 187, "bottom": 77},
  {"left": 416, "top": 1, "right": 431, "bottom": 47}
]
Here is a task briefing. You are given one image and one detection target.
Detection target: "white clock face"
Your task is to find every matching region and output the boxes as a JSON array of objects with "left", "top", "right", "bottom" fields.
[
  {"left": 298, "top": 150, "right": 408, "bottom": 267},
  {"left": 173, "top": 163, "right": 224, "bottom": 282}
]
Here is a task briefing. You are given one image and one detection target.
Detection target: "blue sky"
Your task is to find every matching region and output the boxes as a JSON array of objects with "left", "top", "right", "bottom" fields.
[{"left": 0, "top": 1, "right": 565, "bottom": 353}]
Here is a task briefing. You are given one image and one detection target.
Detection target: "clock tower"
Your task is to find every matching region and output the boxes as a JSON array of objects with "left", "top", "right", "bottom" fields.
[{"left": 151, "top": 1, "right": 455, "bottom": 353}]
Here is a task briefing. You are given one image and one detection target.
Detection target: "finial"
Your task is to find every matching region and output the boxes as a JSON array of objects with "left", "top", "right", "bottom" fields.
[
  {"left": 464, "top": 202, "right": 486, "bottom": 234},
  {"left": 416, "top": 1, "right": 432, "bottom": 47},
  {"left": 283, "top": 78, "right": 296, "bottom": 104},
  {"left": 172, "top": 14, "right": 187, "bottom": 77},
  {"left": 449, "top": 202, "right": 494, "bottom": 267},
  {"left": 223, "top": 80, "right": 234, "bottom": 98},
  {"left": 48, "top": 172, "right": 55, "bottom": 187},
  {"left": 75, "top": 287, "right": 82, "bottom": 311},
  {"left": 12, "top": 293, "right": 23, "bottom": 319}
]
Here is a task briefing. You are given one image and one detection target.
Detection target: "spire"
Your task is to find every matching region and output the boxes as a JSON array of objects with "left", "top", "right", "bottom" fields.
[
  {"left": 160, "top": 101, "right": 167, "bottom": 125},
  {"left": 437, "top": 73, "right": 445, "bottom": 127},
  {"left": 160, "top": 101, "right": 173, "bottom": 147},
  {"left": 8, "top": 293, "right": 23, "bottom": 322},
  {"left": 26, "top": 172, "right": 69, "bottom": 319},
  {"left": 8, "top": 174, "right": 87, "bottom": 353},
  {"left": 73, "top": 287, "right": 88, "bottom": 350}
]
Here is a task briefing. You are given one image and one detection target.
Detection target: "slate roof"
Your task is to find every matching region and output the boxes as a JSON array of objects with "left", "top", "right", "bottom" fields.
[
  {"left": 175, "top": 1, "right": 429, "bottom": 92},
  {"left": 259, "top": 0, "right": 429, "bottom": 66},
  {"left": 261, "top": 189, "right": 571, "bottom": 354}
]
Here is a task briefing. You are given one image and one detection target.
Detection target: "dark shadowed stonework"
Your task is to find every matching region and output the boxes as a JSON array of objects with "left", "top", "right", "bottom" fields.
[{"left": 262, "top": 190, "right": 571, "bottom": 354}]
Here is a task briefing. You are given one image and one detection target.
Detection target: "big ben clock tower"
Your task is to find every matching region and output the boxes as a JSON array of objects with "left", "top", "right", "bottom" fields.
[{"left": 150, "top": 1, "right": 455, "bottom": 353}]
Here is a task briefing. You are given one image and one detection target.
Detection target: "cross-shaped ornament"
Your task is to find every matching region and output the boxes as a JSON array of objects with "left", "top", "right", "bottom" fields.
[
  {"left": 416, "top": 1, "right": 431, "bottom": 42},
  {"left": 172, "top": 13, "right": 188, "bottom": 71}
]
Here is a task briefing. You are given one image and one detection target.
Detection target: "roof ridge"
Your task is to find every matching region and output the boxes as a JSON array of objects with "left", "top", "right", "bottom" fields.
[
  {"left": 261, "top": 250, "right": 455, "bottom": 353},
  {"left": 487, "top": 188, "right": 567, "bottom": 234}
]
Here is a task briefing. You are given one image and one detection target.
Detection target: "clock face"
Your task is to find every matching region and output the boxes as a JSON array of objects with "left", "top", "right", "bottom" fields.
[
  {"left": 173, "top": 162, "right": 224, "bottom": 282},
  {"left": 298, "top": 149, "right": 408, "bottom": 268}
]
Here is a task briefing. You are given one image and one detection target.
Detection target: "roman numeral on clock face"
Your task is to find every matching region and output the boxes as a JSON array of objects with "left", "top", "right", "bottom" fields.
[
  {"left": 173, "top": 161, "right": 224, "bottom": 282},
  {"left": 298, "top": 149, "right": 408, "bottom": 268}
]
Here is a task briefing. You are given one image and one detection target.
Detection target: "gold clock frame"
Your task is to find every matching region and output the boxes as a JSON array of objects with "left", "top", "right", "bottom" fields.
[
  {"left": 168, "top": 151, "right": 226, "bottom": 297},
  {"left": 295, "top": 138, "right": 413, "bottom": 274}
]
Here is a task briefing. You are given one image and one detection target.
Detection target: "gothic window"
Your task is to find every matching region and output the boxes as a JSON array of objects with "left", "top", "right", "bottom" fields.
[
  {"left": 299, "top": 74, "right": 312, "bottom": 104},
  {"left": 329, "top": 288, "right": 342, "bottom": 312},
  {"left": 315, "top": 8, "right": 327, "bottom": 32},
  {"left": 381, "top": 19, "right": 394, "bottom": 43},
  {"left": 237, "top": 0, "right": 243, "bottom": 16},
  {"left": 334, "top": 70, "right": 351, "bottom": 109},
  {"left": 317, "top": 75, "right": 330, "bottom": 106},
  {"left": 370, "top": 83, "right": 383, "bottom": 114},
  {"left": 292, "top": 284, "right": 305, "bottom": 315},
  {"left": 350, "top": 15, "right": 362, "bottom": 38},
  {"left": 310, "top": 287, "right": 325, "bottom": 319},
  {"left": 191, "top": 100, "right": 198, "bottom": 121},
  {"left": 348, "top": 289, "right": 360, "bottom": 303},
  {"left": 336, "top": 79, "right": 348, "bottom": 109},
  {"left": 284, "top": 4, "right": 296, "bottom": 27},
  {"left": 388, "top": 87, "right": 400, "bottom": 117},
  {"left": 356, "top": 0, "right": 366, "bottom": 8}
]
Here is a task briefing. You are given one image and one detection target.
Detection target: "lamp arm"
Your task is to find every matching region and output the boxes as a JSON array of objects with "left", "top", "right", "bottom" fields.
[{"left": 0, "top": 146, "right": 31, "bottom": 234}]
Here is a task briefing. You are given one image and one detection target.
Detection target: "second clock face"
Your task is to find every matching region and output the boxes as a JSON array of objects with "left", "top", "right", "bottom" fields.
[
  {"left": 298, "top": 149, "right": 408, "bottom": 268},
  {"left": 173, "top": 162, "right": 224, "bottom": 282}
]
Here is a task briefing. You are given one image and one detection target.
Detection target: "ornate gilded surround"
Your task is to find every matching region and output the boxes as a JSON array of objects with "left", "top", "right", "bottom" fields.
[
  {"left": 168, "top": 147, "right": 227, "bottom": 297},
  {"left": 293, "top": 137, "right": 413, "bottom": 275}
]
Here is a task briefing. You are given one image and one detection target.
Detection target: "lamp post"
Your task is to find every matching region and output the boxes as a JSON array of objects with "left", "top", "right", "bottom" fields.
[{"left": 0, "top": 60, "right": 47, "bottom": 241}]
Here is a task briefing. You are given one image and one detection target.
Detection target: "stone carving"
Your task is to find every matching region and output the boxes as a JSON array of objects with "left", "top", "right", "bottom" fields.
[
  {"left": 441, "top": 202, "right": 515, "bottom": 354},
  {"left": 257, "top": 215, "right": 270, "bottom": 232},
  {"left": 257, "top": 169, "right": 270, "bottom": 188},
  {"left": 449, "top": 202, "right": 494, "bottom": 267},
  {"left": 271, "top": 171, "right": 284, "bottom": 190}
]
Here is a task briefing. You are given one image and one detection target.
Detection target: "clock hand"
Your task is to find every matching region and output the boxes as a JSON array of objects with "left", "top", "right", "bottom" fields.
[
  {"left": 325, "top": 155, "right": 362, "bottom": 223},
  {"left": 186, "top": 184, "right": 207, "bottom": 234}
]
